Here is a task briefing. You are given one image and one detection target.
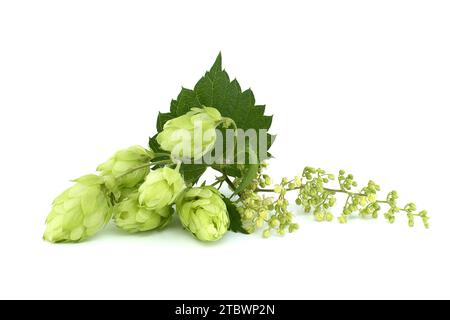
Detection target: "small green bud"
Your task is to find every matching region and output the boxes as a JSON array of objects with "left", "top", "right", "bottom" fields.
[
  {"left": 263, "top": 229, "right": 271, "bottom": 238},
  {"left": 259, "top": 210, "right": 268, "bottom": 220},
  {"left": 244, "top": 209, "right": 254, "bottom": 219},
  {"left": 338, "top": 216, "right": 347, "bottom": 224},
  {"left": 326, "top": 213, "right": 334, "bottom": 222},
  {"left": 329, "top": 197, "right": 336, "bottom": 207},
  {"left": 274, "top": 185, "right": 283, "bottom": 193},
  {"left": 256, "top": 218, "right": 264, "bottom": 228},
  {"left": 269, "top": 218, "right": 280, "bottom": 228},
  {"left": 263, "top": 197, "right": 274, "bottom": 207},
  {"left": 245, "top": 225, "right": 256, "bottom": 234},
  {"left": 288, "top": 223, "right": 299, "bottom": 233},
  {"left": 408, "top": 217, "right": 415, "bottom": 228},
  {"left": 315, "top": 211, "right": 325, "bottom": 222}
]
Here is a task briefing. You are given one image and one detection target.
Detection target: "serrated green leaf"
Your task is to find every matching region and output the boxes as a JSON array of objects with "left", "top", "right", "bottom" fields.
[
  {"left": 153, "top": 53, "right": 275, "bottom": 184},
  {"left": 209, "top": 52, "right": 222, "bottom": 74},
  {"left": 156, "top": 112, "right": 175, "bottom": 132},
  {"left": 223, "top": 197, "right": 249, "bottom": 234},
  {"left": 174, "top": 88, "right": 200, "bottom": 116},
  {"left": 234, "top": 163, "right": 259, "bottom": 194},
  {"left": 148, "top": 135, "right": 165, "bottom": 154},
  {"left": 211, "top": 164, "right": 242, "bottom": 178},
  {"left": 157, "top": 53, "right": 273, "bottom": 135},
  {"left": 180, "top": 163, "right": 207, "bottom": 185}
]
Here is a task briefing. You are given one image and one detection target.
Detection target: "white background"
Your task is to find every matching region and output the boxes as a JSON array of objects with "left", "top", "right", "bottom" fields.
[{"left": 1, "top": 1, "right": 449, "bottom": 300}]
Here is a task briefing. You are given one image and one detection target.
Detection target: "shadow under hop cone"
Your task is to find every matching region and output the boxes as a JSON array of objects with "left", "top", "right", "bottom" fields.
[{"left": 43, "top": 175, "right": 113, "bottom": 243}]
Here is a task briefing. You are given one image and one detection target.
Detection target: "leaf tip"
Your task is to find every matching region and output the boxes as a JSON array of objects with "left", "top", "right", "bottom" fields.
[{"left": 210, "top": 52, "right": 223, "bottom": 73}]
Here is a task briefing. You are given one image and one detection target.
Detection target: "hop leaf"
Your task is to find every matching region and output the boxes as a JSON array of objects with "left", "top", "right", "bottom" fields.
[{"left": 153, "top": 53, "right": 274, "bottom": 183}]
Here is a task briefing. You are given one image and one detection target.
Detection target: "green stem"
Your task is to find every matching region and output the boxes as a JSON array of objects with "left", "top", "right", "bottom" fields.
[
  {"left": 153, "top": 152, "right": 171, "bottom": 158},
  {"left": 220, "top": 117, "right": 238, "bottom": 131},
  {"left": 255, "top": 186, "right": 365, "bottom": 197},
  {"left": 224, "top": 175, "right": 236, "bottom": 191},
  {"left": 116, "top": 160, "right": 172, "bottom": 178}
]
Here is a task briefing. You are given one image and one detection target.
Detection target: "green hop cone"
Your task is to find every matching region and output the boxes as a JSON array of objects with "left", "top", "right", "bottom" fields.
[
  {"left": 138, "top": 166, "right": 185, "bottom": 210},
  {"left": 97, "top": 145, "right": 154, "bottom": 198},
  {"left": 44, "top": 175, "right": 112, "bottom": 243},
  {"left": 176, "top": 187, "right": 230, "bottom": 242},
  {"left": 156, "top": 107, "right": 222, "bottom": 160},
  {"left": 114, "top": 192, "right": 173, "bottom": 233}
]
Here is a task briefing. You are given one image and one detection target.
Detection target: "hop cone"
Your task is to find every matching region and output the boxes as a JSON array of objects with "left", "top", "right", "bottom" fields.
[
  {"left": 97, "top": 145, "right": 154, "bottom": 198},
  {"left": 44, "top": 175, "right": 112, "bottom": 243},
  {"left": 114, "top": 192, "right": 173, "bottom": 233},
  {"left": 156, "top": 107, "right": 222, "bottom": 160},
  {"left": 176, "top": 187, "right": 230, "bottom": 242},
  {"left": 138, "top": 167, "right": 185, "bottom": 210}
]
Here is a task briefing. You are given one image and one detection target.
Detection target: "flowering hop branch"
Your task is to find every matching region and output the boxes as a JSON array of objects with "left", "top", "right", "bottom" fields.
[
  {"left": 228, "top": 166, "right": 429, "bottom": 238},
  {"left": 43, "top": 53, "right": 428, "bottom": 243}
]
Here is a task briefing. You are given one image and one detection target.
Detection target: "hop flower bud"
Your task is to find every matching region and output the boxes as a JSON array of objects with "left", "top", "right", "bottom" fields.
[
  {"left": 274, "top": 185, "right": 283, "bottom": 193},
  {"left": 138, "top": 167, "right": 185, "bottom": 210},
  {"left": 368, "top": 193, "right": 377, "bottom": 204},
  {"left": 256, "top": 218, "right": 264, "bottom": 228},
  {"left": 156, "top": 107, "right": 222, "bottom": 160},
  {"left": 43, "top": 175, "right": 112, "bottom": 243},
  {"left": 338, "top": 216, "right": 348, "bottom": 224},
  {"left": 315, "top": 211, "right": 325, "bottom": 222},
  {"left": 97, "top": 145, "right": 154, "bottom": 197},
  {"left": 114, "top": 192, "right": 173, "bottom": 233},
  {"left": 269, "top": 218, "right": 280, "bottom": 228},
  {"left": 176, "top": 187, "right": 230, "bottom": 242},
  {"left": 288, "top": 223, "right": 299, "bottom": 233}
]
